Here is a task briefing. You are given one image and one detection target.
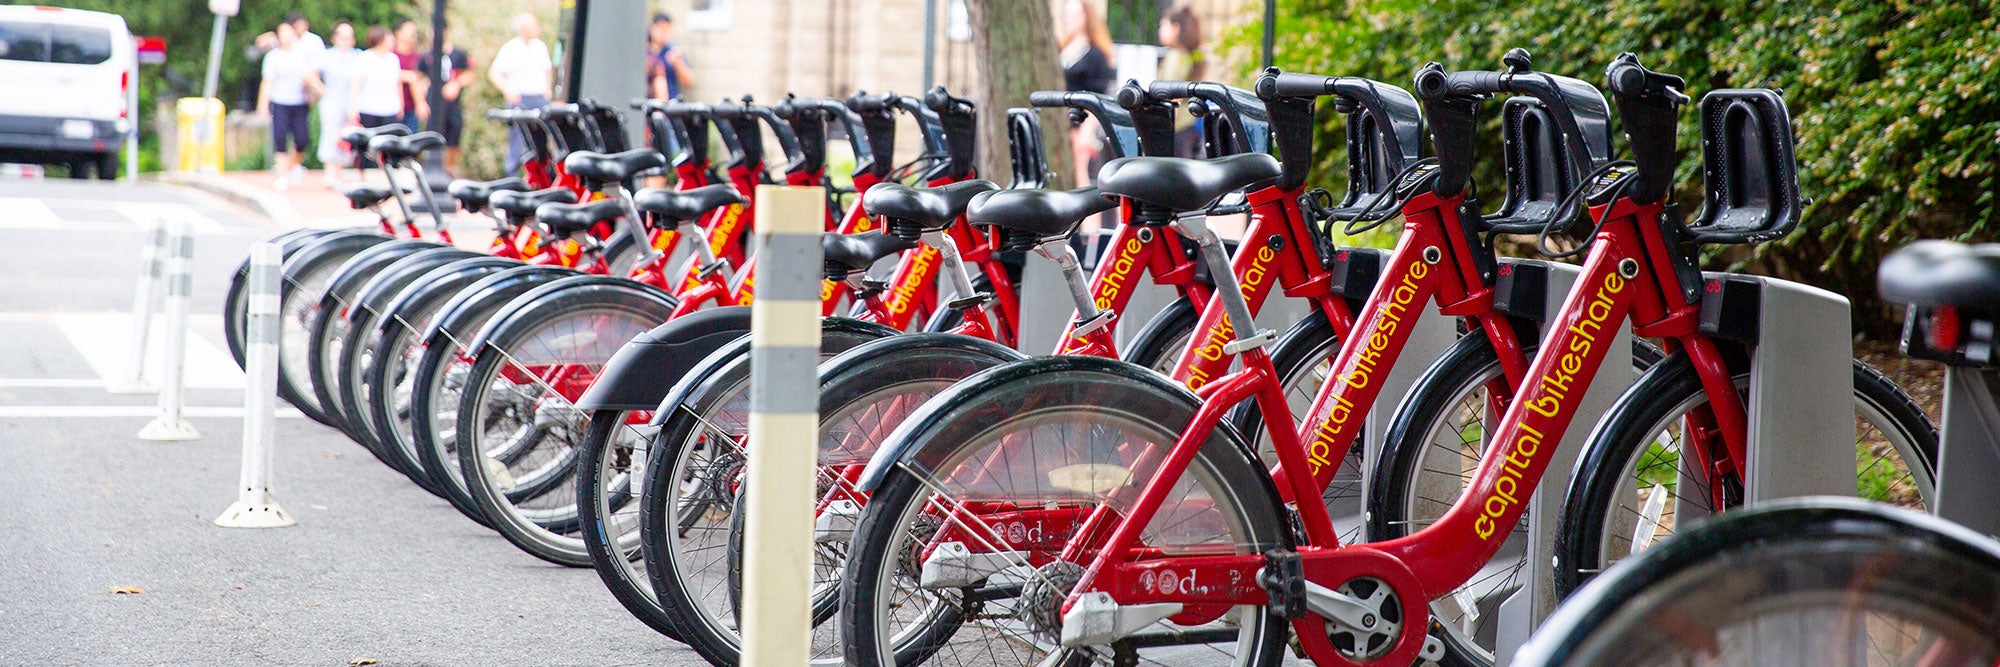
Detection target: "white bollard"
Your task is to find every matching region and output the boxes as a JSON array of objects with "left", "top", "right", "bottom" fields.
[
  {"left": 107, "top": 216, "right": 167, "bottom": 394},
  {"left": 138, "top": 217, "right": 200, "bottom": 441},
  {"left": 215, "top": 242, "right": 296, "bottom": 528},
  {"left": 739, "top": 185, "right": 824, "bottom": 665}
]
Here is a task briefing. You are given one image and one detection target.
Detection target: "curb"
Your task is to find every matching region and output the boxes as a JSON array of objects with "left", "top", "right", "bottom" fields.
[{"left": 148, "top": 172, "right": 304, "bottom": 228}]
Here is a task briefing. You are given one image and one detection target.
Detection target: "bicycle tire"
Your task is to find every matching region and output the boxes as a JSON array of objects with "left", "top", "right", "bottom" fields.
[
  {"left": 407, "top": 265, "right": 579, "bottom": 527},
  {"left": 277, "top": 232, "right": 392, "bottom": 428},
  {"left": 1119, "top": 295, "right": 1199, "bottom": 374},
  {"left": 360, "top": 256, "right": 522, "bottom": 494},
  {"left": 333, "top": 247, "right": 481, "bottom": 466},
  {"left": 306, "top": 239, "right": 447, "bottom": 445},
  {"left": 226, "top": 228, "right": 336, "bottom": 370},
  {"left": 1516, "top": 498, "right": 2000, "bottom": 667},
  {"left": 1552, "top": 352, "right": 1938, "bottom": 597},
  {"left": 455, "top": 281, "right": 678, "bottom": 566},
  {"left": 641, "top": 332, "right": 1022, "bottom": 664},
  {"left": 581, "top": 318, "right": 897, "bottom": 643},
  {"left": 839, "top": 356, "right": 1293, "bottom": 667}
]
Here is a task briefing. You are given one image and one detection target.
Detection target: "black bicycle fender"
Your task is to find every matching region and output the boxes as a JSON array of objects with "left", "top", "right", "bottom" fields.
[
  {"left": 463, "top": 275, "right": 678, "bottom": 354},
  {"left": 852, "top": 355, "right": 1270, "bottom": 497},
  {"left": 420, "top": 265, "right": 578, "bottom": 347},
  {"left": 645, "top": 316, "right": 904, "bottom": 426},
  {"left": 372, "top": 256, "right": 521, "bottom": 339},
  {"left": 575, "top": 306, "right": 754, "bottom": 411}
]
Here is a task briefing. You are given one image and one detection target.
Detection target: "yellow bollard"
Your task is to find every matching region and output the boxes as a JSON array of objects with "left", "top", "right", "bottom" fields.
[{"left": 176, "top": 97, "right": 225, "bottom": 173}]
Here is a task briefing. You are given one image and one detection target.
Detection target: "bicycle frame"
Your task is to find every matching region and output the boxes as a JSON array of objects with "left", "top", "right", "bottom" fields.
[{"left": 1059, "top": 190, "right": 1749, "bottom": 665}]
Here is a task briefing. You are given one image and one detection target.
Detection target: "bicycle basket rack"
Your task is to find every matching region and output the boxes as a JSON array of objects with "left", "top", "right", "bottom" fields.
[{"left": 1686, "top": 88, "right": 1801, "bottom": 244}]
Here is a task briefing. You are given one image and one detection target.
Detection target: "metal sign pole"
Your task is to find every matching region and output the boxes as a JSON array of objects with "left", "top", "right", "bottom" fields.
[{"left": 738, "top": 184, "right": 825, "bottom": 664}]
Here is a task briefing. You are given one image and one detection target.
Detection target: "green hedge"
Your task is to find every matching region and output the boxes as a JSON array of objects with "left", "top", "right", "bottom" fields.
[{"left": 1239, "top": 0, "right": 1998, "bottom": 335}]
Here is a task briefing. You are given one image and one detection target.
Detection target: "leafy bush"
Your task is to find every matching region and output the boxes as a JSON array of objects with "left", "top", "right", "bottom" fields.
[{"left": 1234, "top": 0, "right": 1999, "bottom": 336}]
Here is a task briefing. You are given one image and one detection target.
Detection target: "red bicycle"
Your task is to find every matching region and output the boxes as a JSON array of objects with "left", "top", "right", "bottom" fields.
[{"left": 835, "top": 52, "right": 1933, "bottom": 667}]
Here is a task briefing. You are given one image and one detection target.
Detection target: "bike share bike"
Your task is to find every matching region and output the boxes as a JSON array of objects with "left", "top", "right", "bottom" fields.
[
  {"left": 575, "top": 86, "right": 1057, "bottom": 645},
  {"left": 833, "top": 52, "right": 1934, "bottom": 667},
  {"left": 464, "top": 87, "right": 1051, "bottom": 568},
  {"left": 1363, "top": 54, "right": 1936, "bottom": 665},
  {"left": 1514, "top": 242, "right": 2000, "bottom": 667}
]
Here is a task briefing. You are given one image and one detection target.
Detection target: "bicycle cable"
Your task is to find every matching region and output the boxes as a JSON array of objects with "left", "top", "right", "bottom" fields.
[
  {"left": 1533, "top": 159, "right": 1637, "bottom": 260},
  {"left": 1335, "top": 157, "right": 1441, "bottom": 237}
]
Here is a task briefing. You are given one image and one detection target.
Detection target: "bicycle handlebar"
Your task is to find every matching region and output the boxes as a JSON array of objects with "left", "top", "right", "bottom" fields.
[
  {"left": 1603, "top": 52, "right": 1690, "bottom": 205},
  {"left": 1411, "top": 48, "right": 1611, "bottom": 200},
  {"left": 1144, "top": 80, "right": 1271, "bottom": 157},
  {"left": 712, "top": 96, "right": 805, "bottom": 167},
  {"left": 1027, "top": 90, "right": 1143, "bottom": 159}
]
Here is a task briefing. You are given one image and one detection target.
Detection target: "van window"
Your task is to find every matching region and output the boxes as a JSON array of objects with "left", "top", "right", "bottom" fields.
[
  {"left": 49, "top": 25, "right": 111, "bottom": 65},
  {"left": 0, "top": 21, "right": 49, "bottom": 62},
  {"left": 0, "top": 21, "right": 111, "bottom": 65}
]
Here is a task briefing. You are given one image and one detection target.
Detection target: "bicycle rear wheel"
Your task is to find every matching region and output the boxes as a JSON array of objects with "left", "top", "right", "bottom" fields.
[{"left": 1514, "top": 498, "right": 2000, "bottom": 667}]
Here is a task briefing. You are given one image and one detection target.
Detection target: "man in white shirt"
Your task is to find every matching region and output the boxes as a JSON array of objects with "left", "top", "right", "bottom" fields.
[
  {"left": 489, "top": 13, "right": 554, "bottom": 175},
  {"left": 287, "top": 12, "right": 326, "bottom": 60}
]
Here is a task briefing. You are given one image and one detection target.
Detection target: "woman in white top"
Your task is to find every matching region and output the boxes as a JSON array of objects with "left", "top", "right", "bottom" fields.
[
  {"left": 313, "top": 21, "right": 361, "bottom": 186},
  {"left": 488, "top": 13, "right": 553, "bottom": 175},
  {"left": 348, "top": 26, "right": 405, "bottom": 130},
  {"left": 256, "top": 22, "right": 321, "bottom": 191}
]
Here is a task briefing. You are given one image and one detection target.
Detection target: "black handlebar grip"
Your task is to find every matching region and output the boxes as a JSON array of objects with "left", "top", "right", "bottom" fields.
[
  {"left": 923, "top": 86, "right": 973, "bottom": 114},
  {"left": 1257, "top": 69, "right": 1337, "bottom": 100},
  {"left": 1606, "top": 63, "right": 1647, "bottom": 98},
  {"left": 1028, "top": 91, "right": 1066, "bottom": 108},
  {"left": 1148, "top": 80, "right": 1196, "bottom": 100},
  {"left": 845, "top": 92, "right": 889, "bottom": 113},
  {"left": 1114, "top": 82, "right": 1152, "bottom": 110},
  {"left": 1413, "top": 65, "right": 1507, "bottom": 100}
]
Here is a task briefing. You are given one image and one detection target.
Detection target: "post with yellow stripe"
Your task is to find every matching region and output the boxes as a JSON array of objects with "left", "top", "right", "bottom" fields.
[{"left": 740, "top": 184, "right": 825, "bottom": 664}]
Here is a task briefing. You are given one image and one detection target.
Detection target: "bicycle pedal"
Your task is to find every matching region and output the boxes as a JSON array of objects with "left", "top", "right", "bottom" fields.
[
  {"left": 1070, "top": 310, "right": 1117, "bottom": 337},
  {"left": 1257, "top": 549, "right": 1307, "bottom": 620},
  {"left": 946, "top": 292, "right": 994, "bottom": 311}
]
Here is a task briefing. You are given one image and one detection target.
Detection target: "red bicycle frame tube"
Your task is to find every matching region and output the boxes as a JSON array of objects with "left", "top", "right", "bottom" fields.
[{"left": 1164, "top": 185, "right": 1359, "bottom": 390}]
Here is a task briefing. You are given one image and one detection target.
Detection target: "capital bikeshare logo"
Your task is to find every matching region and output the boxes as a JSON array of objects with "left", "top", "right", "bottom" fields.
[
  {"left": 887, "top": 246, "right": 939, "bottom": 316},
  {"left": 1093, "top": 237, "right": 1147, "bottom": 311},
  {"left": 1183, "top": 244, "right": 1281, "bottom": 390},
  {"left": 1473, "top": 269, "right": 1626, "bottom": 541},
  {"left": 1300, "top": 260, "right": 1428, "bottom": 476}
]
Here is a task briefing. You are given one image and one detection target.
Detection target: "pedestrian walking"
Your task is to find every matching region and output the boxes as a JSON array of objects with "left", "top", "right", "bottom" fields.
[
  {"left": 647, "top": 13, "right": 692, "bottom": 101},
  {"left": 349, "top": 26, "right": 405, "bottom": 131},
  {"left": 1058, "top": 0, "right": 1116, "bottom": 188},
  {"left": 257, "top": 22, "right": 321, "bottom": 191},
  {"left": 393, "top": 20, "right": 430, "bottom": 131},
  {"left": 1156, "top": 5, "right": 1205, "bottom": 157},
  {"left": 315, "top": 20, "right": 361, "bottom": 187},
  {"left": 490, "top": 13, "right": 554, "bottom": 176},
  {"left": 420, "top": 25, "right": 475, "bottom": 174},
  {"left": 288, "top": 11, "right": 325, "bottom": 60}
]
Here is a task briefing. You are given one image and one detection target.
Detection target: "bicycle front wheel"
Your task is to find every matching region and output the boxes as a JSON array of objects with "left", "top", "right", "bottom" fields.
[
  {"left": 1515, "top": 498, "right": 2000, "bottom": 667},
  {"left": 840, "top": 356, "right": 1291, "bottom": 667},
  {"left": 1553, "top": 355, "right": 1937, "bottom": 597}
]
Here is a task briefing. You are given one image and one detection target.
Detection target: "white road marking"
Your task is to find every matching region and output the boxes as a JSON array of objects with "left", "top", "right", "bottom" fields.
[
  {"left": 43, "top": 312, "right": 246, "bottom": 389},
  {"left": 0, "top": 378, "right": 104, "bottom": 388},
  {"left": 0, "top": 197, "right": 62, "bottom": 228},
  {"left": 0, "top": 405, "right": 305, "bottom": 419}
]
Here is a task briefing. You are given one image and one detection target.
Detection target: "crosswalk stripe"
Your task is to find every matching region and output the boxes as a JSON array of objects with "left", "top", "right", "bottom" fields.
[
  {"left": 48, "top": 312, "right": 246, "bottom": 390},
  {"left": 0, "top": 405, "right": 305, "bottom": 419}
]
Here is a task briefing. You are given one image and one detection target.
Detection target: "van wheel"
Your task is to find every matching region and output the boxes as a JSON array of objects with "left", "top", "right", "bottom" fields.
[
  {"left": 66, "top": 160, "right": 91, "bottom": 179},
  {"left": 93, "top": 154, "right": 117, "bottom": 180}
]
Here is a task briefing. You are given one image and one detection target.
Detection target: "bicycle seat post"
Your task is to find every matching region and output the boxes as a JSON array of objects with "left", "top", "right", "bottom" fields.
[
  {"left": 1031, "top": 238, "right": 1113, "bottom": 336},
  {"left": 1170, "top": 211, "right": 1274, "bottom": 354}
]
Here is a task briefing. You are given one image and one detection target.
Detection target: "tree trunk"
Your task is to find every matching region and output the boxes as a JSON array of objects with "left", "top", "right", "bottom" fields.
[{"left": 965, "top": 0, "right": 1074, "bottom": 188}]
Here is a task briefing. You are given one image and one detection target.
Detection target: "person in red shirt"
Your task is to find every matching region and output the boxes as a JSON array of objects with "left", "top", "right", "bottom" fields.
[{"left": 392, "top": 19, "right": 430, "bottom": 130}]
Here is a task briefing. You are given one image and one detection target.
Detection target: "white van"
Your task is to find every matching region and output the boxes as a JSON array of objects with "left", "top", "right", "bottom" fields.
[{"left": 0, "top": 6, "right": 133, "bottom": 179}]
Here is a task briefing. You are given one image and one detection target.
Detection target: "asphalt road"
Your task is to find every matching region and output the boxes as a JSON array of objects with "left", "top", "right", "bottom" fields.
[{"left": 0, "top": 179, "right": 702, "bottom": 666}]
